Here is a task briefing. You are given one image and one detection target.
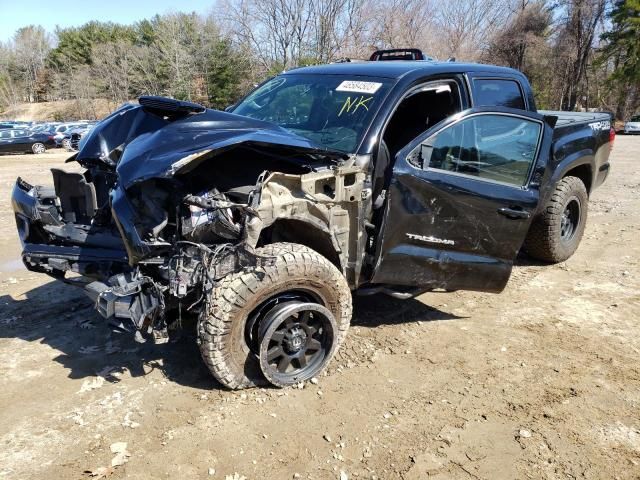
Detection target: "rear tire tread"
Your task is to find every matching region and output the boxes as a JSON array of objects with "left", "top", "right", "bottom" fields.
[{"left": 524, "top": 176, "right": 588, "bottom": 263}]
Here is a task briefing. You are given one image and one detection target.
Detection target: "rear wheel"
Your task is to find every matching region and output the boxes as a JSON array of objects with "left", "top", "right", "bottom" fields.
[
  {"left": 31, "top": 143, "right": 46, "bottom": 154},
  {"left": 62, "top": 138, "right": 72, "bottom": 151},
  {"left": 197, "top": 243, "right": 352, "bottom": 389},
  {"left": 524, "top": 176, "right": 588, "bottom": 262}
]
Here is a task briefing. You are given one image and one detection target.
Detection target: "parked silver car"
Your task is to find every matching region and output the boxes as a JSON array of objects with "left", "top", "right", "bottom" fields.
[
  {"left": 52, "top": 123, "right": 88, "bottom": 147},
  {"left": 624, "top": 115, "right": 640, "bottom": 134}
]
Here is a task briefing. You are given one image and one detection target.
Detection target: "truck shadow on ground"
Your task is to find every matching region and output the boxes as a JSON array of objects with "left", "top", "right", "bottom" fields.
[
  {"left": 351, "top": 293, "right": 466, "bottom": 327},
  {"left": 0, "top": 278, "right": 463, "bottom": 390},
  {"left": 514, "top": 251, "right": 552, "bottom": 267}
]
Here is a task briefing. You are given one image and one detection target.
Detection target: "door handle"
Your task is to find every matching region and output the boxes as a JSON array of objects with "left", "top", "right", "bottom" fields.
[{"left": 497, "top": 207, "right": 531, "bottom": 219}]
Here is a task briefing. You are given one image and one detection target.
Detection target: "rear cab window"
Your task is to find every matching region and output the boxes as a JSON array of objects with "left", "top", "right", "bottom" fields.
[{"left": 472, "top": 78, "right": 526, "bottom": 110}]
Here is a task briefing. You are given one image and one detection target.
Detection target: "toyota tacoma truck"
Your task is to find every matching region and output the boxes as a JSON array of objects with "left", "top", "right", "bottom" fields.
[{"left": 11, "top": 61, "right": 614, "bottom": 388}]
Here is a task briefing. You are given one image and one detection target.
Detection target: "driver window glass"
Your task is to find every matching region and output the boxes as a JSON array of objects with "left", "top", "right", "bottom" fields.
[{"left": 418, "top": 114, "right": 541, "bottom": 187}]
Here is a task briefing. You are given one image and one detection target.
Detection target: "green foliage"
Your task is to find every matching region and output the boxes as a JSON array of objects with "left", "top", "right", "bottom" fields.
[
  {"left": 206, "top": 38, "right": 249, "bottom": 108},
  {"left": 599, "top": 0, "right": 640, "bottom": 83},
  {"left": 297, "top": 56, "right": 322, "bottom": 67},
  {"left": 266, "top": 62, "right": 286, "bottom": 77},
  {"left": 48, "top": 21, "right": 137, "bottom": 68},
  {"left": 135, "top": 18, "right": 159, "bottom": 46},
  {"left": 36, "top": 13, "right": 254, "bottom": 109}
]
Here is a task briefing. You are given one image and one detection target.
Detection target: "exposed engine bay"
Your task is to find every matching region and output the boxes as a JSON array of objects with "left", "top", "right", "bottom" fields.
[{"left": 12, "top": 97, "right": 371, "bottom": 344}]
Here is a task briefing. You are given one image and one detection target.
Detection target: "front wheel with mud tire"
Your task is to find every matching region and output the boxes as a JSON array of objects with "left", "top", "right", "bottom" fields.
[
  {"left": 197, "top": 243, "right": 352, "bottom": 389},
  {"left": 524, "top": 176, "right": 588, "bottom": 263}
]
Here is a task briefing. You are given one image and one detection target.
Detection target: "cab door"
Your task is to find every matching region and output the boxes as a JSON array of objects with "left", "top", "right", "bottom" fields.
[{"left": 371, "top": 107, "right": 553, "bottom": 293}]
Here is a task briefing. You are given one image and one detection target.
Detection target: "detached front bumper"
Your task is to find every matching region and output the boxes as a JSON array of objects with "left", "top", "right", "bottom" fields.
[
  {"left": 11, "top": 178, "right": 129, "bottom": 280},
  {"left": 12, "top": 177, "right": 46, "bottom": 242}
]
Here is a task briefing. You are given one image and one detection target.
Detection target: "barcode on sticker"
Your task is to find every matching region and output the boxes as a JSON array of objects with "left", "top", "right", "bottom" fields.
[{"left": 336, "top": 81, "right": 383, "bottom": 94}]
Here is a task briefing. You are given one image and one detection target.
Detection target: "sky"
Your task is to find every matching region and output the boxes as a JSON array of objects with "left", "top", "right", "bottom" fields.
[{"left": 0, "top": 0, "right": 215, "bottom": 42}]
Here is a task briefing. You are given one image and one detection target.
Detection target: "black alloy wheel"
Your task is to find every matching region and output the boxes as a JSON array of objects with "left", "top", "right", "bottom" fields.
[
  {"left": 560, "top": 197, "right": 581, "bottom": 243},
  {"left": 258, "top": 301, "right": 336, "bottom": 386},
  {"left": 244, "top": 290, "right": 317, "bottom": 355}
]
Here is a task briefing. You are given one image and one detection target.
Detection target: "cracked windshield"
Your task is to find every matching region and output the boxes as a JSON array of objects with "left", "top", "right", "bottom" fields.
[{"left": 232, "top": 74, "right": 392, "bottom": 152}]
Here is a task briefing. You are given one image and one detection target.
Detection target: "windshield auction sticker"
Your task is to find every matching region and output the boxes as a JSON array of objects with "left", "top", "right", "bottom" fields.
[{"left": 336, "top": 81, "right": 383, "bottom": 94}]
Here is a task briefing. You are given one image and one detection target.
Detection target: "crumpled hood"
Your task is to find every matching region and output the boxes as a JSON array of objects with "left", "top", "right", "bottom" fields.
[{"left": 76, "top": 104, "right": 345, "bottom": 188}]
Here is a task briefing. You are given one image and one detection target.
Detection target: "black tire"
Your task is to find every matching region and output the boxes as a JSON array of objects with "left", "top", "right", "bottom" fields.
[
  {"left": 524, "top": 176, "right": 588, "bottom": 263},
  {"left": 197, "top": 242, "right": 352, "bottom": 389}
]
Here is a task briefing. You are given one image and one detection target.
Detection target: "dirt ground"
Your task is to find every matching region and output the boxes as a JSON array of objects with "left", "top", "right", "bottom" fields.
[
  {"left": 0, "top": 99, "right": 115, "bottom": 122},
  {"left": 0, "top": 137, "right": 638, "bottom": 480}
]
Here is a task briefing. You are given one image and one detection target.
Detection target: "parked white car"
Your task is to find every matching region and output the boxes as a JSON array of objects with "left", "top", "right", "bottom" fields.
[{"left": 624, "top": 115, "right": 640, "bottom": 134}]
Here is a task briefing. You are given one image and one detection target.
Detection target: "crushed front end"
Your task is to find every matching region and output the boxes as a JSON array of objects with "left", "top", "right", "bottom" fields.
[{"left": 11, "top": 97, "right": 369, "bottom": 345}]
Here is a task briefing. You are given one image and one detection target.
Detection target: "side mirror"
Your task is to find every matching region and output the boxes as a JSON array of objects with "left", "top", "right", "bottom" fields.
[
  {"left": 407, "top": 140, "right": 433, "bottom": 170},
  {"left": 420, "top": 144, "right": 433, "bottom": 168},
  {"left": 406, "top": 142, "right": 432, "bottom": 170}
]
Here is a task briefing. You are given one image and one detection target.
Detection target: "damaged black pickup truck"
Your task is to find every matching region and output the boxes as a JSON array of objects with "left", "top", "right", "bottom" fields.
[{"left": 12, "top": 61, "right": 614, "bottom": 388}]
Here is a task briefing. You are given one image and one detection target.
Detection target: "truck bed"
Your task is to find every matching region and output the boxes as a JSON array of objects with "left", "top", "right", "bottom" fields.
[{"left": 538, "top": 110, "right": 611, "bottom": 127}]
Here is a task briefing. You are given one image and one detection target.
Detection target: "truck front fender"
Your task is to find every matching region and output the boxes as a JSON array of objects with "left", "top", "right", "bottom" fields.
[
  {"left": 259, "top": 217, "right": 343, "bottom": 271},
  {"left": 252, "top": 167, "right": 369, "bottom": 288}
]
